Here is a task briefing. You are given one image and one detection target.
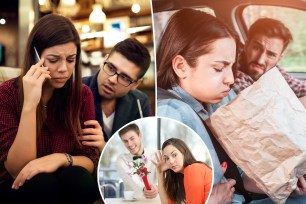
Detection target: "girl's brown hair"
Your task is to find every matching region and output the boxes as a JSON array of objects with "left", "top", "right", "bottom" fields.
[
  {"left": 157, "top": 8, "right": 240, "bottom": 89},
  {"left": 17, "top": 14, "right": 82, "bottom": 140},
  {"left": 162, "top": 138, "right": 200, "bottom": 203}
]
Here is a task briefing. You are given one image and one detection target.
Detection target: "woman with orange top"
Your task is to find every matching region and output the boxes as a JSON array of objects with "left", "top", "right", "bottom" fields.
[{"left": 152, "top": 138, "right": 212, "bottom": 204}]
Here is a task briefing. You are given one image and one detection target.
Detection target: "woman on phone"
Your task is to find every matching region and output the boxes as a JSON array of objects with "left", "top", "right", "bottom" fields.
[
  {"left": 0, "top": 14, "right": 100, "bottom": 203},
  {"left": 152, "top": 138, "right": 212, "bottom": 204}
]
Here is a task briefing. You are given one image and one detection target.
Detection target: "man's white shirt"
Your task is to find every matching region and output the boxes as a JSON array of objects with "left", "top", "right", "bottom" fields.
[{"left": 116, "top": 148, "right": 158, "bottom": 199}]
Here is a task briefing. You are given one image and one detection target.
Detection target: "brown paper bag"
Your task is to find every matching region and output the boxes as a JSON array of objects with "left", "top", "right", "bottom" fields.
[{"left": 207, "top": 68, "right": 306, "bottom": 204}]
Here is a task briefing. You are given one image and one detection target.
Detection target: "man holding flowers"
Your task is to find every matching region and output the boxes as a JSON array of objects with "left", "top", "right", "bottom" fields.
[{"left": 116, "top": 123, "right": 158, "bottom": 199}]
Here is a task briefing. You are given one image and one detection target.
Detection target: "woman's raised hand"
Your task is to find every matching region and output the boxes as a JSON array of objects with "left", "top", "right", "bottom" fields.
[
  {"left": 151, "top": 151, "right": 169, "bottom": 173},
  {"left": 22, "top": 58, "right": 51, "bottom": 110}
]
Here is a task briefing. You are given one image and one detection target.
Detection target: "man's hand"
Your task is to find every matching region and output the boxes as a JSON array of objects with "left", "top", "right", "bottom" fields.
[
  {"left": 143, "top": 184, "right": 158, "bottom": 199},
  {"left": 79, "top": 120, "right": 106, "bottom": 152}
]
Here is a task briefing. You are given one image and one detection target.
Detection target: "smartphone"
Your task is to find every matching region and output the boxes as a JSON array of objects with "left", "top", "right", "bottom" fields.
[
  {"left": 34, "top": 47, "right": 40, "bottom": 63},
  {"left": 34, "top": 47, "right": 44, "bottom": 67}
]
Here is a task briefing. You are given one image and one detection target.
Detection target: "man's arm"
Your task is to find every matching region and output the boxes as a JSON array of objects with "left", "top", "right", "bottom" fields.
[
  {"left": 115, "top": 155, "right": 145, "bottom": 199},
  {"left": 278, "top": 67, "right": 306, "bottom": 98},
  {"left": 299, "top": 96, "right": 306, "bottom": 109},
  {"left": 233, "top": 70, "right": 254, "bottom": 94},
  {"left": 278, "top": 67, "right": 306, "bottom": 107}
]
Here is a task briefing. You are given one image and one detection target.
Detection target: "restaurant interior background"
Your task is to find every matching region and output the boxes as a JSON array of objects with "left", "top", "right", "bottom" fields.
[{"left": 0, "top": 0, "right": 155, "bottom": 114}]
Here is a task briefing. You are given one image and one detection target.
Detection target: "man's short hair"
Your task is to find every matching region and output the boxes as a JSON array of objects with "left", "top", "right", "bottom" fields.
[
  {"left": 118, "top": 123, "right": 141, "bottom": 137},
  {"left": 248, "top": 18, "right": 293, "bottom": 51},
  {"left": 109, "top": 38, "right": 151, "bottom": 79}
]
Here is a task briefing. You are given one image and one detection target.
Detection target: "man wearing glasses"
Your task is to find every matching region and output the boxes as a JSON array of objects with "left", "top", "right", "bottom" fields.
[{"left": 83, "top": 38, "right": 152, "bottom": 141}]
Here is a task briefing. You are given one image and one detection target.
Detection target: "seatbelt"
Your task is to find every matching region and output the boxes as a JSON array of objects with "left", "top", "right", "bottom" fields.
[
  {"left": 203, "top": 121, "right": 251, "bottom": 202},
  {"left": 158, "top": 87, "right": 251, "bottom": 202}
]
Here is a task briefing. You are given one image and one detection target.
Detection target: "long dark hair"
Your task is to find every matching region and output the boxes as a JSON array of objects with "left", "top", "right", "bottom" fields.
[
  {"left": 157, "top": 8, "right": 240, "bottom": 89},
  {"left": 162, "top": 138, "right": 198, "bottom": 204},
  {"left": 17, "top": 14, "right": 82, "bottom": 139}
]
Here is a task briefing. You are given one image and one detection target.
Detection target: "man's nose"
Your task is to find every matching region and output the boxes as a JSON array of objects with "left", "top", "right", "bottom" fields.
[
  {"left": 108, "top": 74, "right": 118, "bottom": 84},
  {"left": 127, "top": 140, "right": 133, "bottom": 146},
  {"left": 256, "top": 52, "right": 266, "bottom": 66}
]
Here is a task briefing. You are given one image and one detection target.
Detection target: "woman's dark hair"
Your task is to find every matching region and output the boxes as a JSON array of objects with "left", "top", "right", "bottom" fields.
[
  {"left": 17, "top": 14, "right": 82, "bottom": 139},
  {"left": 157, "top": 8, "right": 240, "bottom": 89},
  {"left": 162, "top": 138, "right": 198, "bottom": 203}
]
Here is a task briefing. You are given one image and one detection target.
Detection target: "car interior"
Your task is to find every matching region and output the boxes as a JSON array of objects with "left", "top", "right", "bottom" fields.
[{"left": 152, "top": 0, "right": 306, "bottom": 79}]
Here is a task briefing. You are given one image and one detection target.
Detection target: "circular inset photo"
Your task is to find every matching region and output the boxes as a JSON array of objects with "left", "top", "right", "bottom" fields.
[{"left": 98, "top": 116, "right": 213, "bottom": 204}]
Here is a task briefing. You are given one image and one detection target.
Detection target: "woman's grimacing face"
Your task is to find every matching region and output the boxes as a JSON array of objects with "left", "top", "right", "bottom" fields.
[
  {"left": 41, "top": 42, "right": 77, "bottom": 89},
  {"left": 179, "top": 37, "right": 236, "bottom": 104},
  {"left": 163, "top": 145, "right": 185, "bottom": 173}
]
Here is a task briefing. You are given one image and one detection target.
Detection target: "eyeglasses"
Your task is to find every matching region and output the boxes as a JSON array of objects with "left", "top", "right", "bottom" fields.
[{"left": 102, "top": 61, "right": 137, "bottom": 87}]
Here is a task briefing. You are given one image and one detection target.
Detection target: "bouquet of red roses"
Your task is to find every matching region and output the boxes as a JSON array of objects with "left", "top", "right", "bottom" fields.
[{"left": 126, "top": 155, "right": 151, "bottom": 190}]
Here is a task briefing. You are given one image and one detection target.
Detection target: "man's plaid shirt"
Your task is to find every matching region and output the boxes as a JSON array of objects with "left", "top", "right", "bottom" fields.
[{"left": 233, "top": 66, "right": 306, "bottom": 98}]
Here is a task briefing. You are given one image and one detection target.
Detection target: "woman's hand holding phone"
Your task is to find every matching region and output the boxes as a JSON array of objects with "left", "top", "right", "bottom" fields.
[{"left": 22, "top": 58, "right": 51, "bottom": 110}]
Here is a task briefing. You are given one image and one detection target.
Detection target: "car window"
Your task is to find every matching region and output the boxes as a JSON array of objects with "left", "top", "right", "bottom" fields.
[
  {"left": 153, "top": 7, "right": 215, "bottom": 47},
  {"left": 243, "top": 6, "right": 306, "bottom": 73}
]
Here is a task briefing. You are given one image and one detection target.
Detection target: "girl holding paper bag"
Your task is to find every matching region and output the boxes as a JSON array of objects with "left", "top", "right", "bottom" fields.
[
  {"left": 152, "top": 138, "right": 212, "bottom": 204},
  {"left": 156, "top": 8, "right": 306, "bottom": 204},
  {"left": 156, "top": 8, "right": 244, "bottom": 204}
]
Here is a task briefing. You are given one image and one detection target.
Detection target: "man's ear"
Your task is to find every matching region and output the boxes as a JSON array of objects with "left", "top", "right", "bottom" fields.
[
  {"left": 139, "top": 133, "right": 143, "bottom": 140},
  {"left": 172, "top": 55, "right": 188, "bottom": 79},
  {"left": 100, "top": 54, "right": 109, "bottom": 69},
  {"left": 130, "top": 78, "right": 143, "bottom": 90},
  {"left": 279, "top": 53, "right": 284, "bottom": 61}
]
